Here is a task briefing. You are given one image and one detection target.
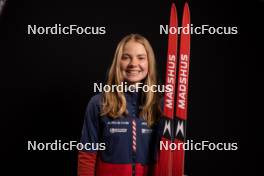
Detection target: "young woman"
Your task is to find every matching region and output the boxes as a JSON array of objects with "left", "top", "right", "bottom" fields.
[{"left": 78, "top": 34, "right": 162, "bottom": 176}]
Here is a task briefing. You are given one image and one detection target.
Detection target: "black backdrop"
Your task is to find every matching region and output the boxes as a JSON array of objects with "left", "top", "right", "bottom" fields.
[{"left": 0, "top": 0, "right": 259, "bottom": 175}]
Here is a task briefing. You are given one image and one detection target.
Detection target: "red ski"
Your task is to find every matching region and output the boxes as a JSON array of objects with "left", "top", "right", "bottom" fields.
[
  {"left": 156, "top": 2, "right": 191, "bottom": 176},
  {"left": 172, "top": 3, "right": 191, "bottom": 176}
]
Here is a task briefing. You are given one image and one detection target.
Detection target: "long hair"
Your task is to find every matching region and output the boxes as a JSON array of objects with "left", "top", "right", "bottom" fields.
[{"left": 101, "top": 34, "right": 161, "bottom": 127}]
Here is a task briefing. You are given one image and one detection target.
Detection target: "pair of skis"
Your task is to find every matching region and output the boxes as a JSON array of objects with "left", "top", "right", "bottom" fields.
[{"left": 157, "top": 2, "right": 190, "bottom": 176}]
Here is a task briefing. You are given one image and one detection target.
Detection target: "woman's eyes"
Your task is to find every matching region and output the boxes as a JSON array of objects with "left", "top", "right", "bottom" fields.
[
  {"left": 138, "top": 56, "right": 146, "bottom": 60},
  {"left": 121, "top": 55, "right": 146, "bottom": 60},
  {"left": 121, "top": 55, "right": 130, "bottom": 60},
  {"left": 121, "top": 57, "right": 129, "bottom": 60}
]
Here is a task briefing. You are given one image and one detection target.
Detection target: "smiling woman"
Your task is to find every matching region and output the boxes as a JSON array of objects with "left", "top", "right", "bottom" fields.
[
  {"left": 101, "top": 34, "right": 160, "bottom": 126},
  {"left": 120, "top": 40, "right": 149, "bottom": 84},
  {"left": 77, "top": 34, "right": 163, "bottom": 176}
]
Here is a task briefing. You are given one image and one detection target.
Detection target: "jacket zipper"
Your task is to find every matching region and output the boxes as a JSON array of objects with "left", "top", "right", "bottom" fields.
[{"left": 132, "top": 119, "right": 137, "bottom": 176}]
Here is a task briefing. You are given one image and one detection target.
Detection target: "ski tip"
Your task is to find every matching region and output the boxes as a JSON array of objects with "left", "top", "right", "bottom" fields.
[
  {"left": 170, "top": 2, "right": 177, "bottom": 19},
  {"left": 184, "top": 2, "right": 190, "bottom": 14},
  {"left": 182, "top": 2, "right": 190, "bottom": 25},
  {"left": 171, "top": 3, "right": 176, "bottom": 11}
]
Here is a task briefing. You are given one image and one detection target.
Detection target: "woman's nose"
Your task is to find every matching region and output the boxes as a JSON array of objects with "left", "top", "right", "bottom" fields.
[{"left": 129, "top": 57, "right": 138, "bottom": 66}]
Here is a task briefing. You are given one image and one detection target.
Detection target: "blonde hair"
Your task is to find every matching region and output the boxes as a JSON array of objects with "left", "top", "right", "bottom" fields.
[{"left": 101, "top": 34, "right": 161, "bottom": 127}]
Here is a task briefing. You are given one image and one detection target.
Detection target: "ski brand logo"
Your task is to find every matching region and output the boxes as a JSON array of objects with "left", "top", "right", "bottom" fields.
[
  {"left": 163, "top": 118, "right": 185, "bottom": 141},
  {"left": 165, "top": 54, "right": 177, "bottom": 110},
  {"left": 177, "top": 54, "right": 189, "bottom": 110}
]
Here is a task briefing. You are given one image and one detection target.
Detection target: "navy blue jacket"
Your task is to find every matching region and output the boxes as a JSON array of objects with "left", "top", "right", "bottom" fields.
[{"left": 80, "top": 92, "right": 160, "bottom": 165}]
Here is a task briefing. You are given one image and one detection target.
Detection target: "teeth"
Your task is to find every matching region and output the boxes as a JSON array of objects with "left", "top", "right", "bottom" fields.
[
  {"left": 126, "top": 70, "right": 140, "bottom": 76},
  {"left": 127, "top": 70, "right": 139, "bottom": 73}
]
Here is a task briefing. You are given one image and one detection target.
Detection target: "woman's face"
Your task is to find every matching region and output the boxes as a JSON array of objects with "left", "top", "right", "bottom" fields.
[{"left": 120, "top": 40, "right": 148, "bottom": 84}]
